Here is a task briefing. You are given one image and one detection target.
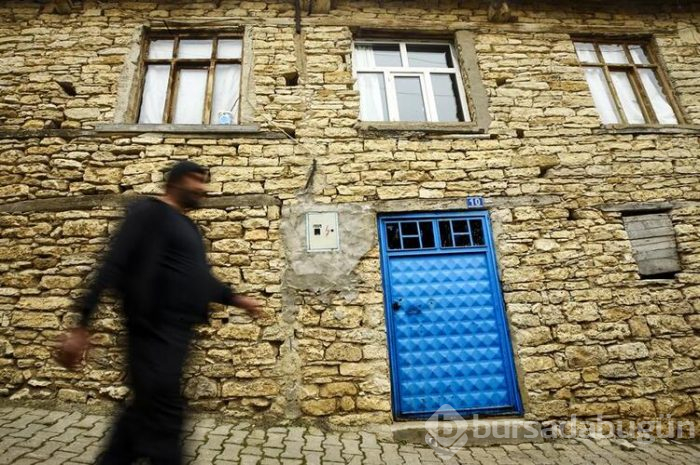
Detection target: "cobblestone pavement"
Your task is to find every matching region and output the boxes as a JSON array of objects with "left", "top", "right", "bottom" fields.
[{"left": 1, "top": 406, "right": 699, "bottom": 465}]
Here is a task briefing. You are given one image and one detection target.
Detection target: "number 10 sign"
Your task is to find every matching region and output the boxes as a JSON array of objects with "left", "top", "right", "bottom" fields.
[{"left": 466, "top": 196, "right": 484, "bottom": 208}]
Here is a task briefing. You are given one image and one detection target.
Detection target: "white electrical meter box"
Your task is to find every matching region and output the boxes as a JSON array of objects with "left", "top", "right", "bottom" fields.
[{"left": 306, "top": 212, "right": 340, "bottom": 252}]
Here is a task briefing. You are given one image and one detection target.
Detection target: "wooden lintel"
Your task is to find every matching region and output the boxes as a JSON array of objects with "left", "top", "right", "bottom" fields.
[{"left": 488, "top": 0, "right": 517, "bottom": 23}]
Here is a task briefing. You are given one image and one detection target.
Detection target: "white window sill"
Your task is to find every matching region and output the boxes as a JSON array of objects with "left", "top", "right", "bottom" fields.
[
  {"left": 357, "top": 121, "right": 489, "bottom": 136},
  {"left": 95, "top": 123, "right": 261, "bottom": 134},
  {"left": 593, "top": 124, "right": 700, "bottom": 135}
]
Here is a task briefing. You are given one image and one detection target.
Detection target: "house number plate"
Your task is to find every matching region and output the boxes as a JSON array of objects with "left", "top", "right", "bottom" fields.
[{"left": 466, "top": 196, "right": 484, "bottom": 208}]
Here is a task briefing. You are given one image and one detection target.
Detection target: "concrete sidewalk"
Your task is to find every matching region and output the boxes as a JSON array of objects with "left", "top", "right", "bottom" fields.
[{"left": 1, "top": 406, "right": 699, "bottom": 465}]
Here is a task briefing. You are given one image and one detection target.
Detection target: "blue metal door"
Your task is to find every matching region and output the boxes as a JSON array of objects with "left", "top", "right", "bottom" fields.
[{"left": 378, "top": 211, "right": 522, "bottom": 419}]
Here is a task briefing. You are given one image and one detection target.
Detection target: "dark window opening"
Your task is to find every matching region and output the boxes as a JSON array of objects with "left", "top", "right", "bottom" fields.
[
  {"left": 470, "top": 219, "right": 485, "bottom": 246},
  {"left": 386, "top": 220, "right": 436, "bottom": 250},
  {"left": 386, "top": 222, "right": 401, "bottom": 250},
  {"left": 284, "top": 71, "right": 299, "bottom": 86}
]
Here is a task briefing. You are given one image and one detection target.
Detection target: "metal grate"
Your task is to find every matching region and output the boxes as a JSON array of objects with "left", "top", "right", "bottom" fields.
[{"left": 385, "top": 218, "right": 486, "bottom": 251}]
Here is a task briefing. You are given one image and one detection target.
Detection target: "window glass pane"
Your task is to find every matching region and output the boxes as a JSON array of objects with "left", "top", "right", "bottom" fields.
[
  {"left": 386, "top": 223, "right": 401, "bottom": 250},
  {"left": 573, "top": 42, "right": 598, "bottom": 64},
  {"left": 178, "top": 39, "right": 213, "bottom": 59},
  {"left": 395, "top": 76, "right": 427, "bottom": 121},
  {"left": 138, "top": 65, "right": 170, "bottom": 124},
  {"left": 431, "top": 74, "right": 465, "bottom": 122},
  {"left": 629, "top": 45, "right": 650, "bottom": 65},
  {"left": 211, "top": 64, "right": 241, "bottom": 125},
  {"left": 419, "top": 222, "right": 435, "bottom": 248},
  {"left": 400, "top": 222, "right": 418, "bottom": 235},
  {"left": 454, "top": 234, "right": 471, "bottom": 247},
  {"left": 451, "top": 220, "right": 468, "bottom": 233},
  {"left": 172, "top": 68, "right": 208, "bottom": 124},
  {"left": 148, "top": 40, "right": 174, "bottom": 59},
  {"left": 638, "top": 69, "right": 678, "bottom": 124},
  {"left": 610, "top": 71, "right": 645, "bottom": 124},
  {"left": 356, "top": 73, "right": 389, "bottom": 121},
  {"left": 406, "top": 44, "right": 453, "bottom": 68},
  {"left": 372, "top": 44, "right": 402, "bottom": 67},
  {"left": 402, "top": 237, "right": 421, "bottom": 249},
  {"left": 438, "top": 221, "right": 453, "bottom": 248},
  {"left": 217, "top": 39, "right": 242, "bottom": 59},
  {"left": 600, "top": 44, "right": 628, "bottom": 64},
  {"left": 583, "top": 67, "right": 620, "bottom": 124},
  {"left": 356, "top": 44, "right": 402, "bottom": 67},
  {"left": 469, "top": 219, "right": 485, "bottom": 246}
]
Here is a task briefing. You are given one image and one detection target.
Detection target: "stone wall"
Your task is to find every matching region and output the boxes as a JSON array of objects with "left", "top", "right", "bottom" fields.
[{"left": 0, "top": 0, "right": 699, "bottom": 430}]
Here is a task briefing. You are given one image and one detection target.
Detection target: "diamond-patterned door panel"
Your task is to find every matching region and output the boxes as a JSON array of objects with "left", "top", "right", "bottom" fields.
[{"left": 380, "top": 213, "right": 521, "bottom": 418}]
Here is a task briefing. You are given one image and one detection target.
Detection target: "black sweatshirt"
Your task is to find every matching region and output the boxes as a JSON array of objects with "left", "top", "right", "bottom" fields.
[{"left": 79, "top": 197, "right": 233, "bottom": 327}]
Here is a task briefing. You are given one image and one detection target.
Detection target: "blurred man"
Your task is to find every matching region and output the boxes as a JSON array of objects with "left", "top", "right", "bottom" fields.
[{"left": 57, "top": 160, "right": 262, "bottom": 465}]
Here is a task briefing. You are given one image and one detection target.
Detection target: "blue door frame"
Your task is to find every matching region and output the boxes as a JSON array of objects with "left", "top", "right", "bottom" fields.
[{"left": 378, "top": 210, "right": 523, "bottom": 420}]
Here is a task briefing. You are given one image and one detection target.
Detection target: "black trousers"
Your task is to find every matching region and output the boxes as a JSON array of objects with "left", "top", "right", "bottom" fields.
[{"left": 98, "top": 321, "right": 194, "bottom": 465}]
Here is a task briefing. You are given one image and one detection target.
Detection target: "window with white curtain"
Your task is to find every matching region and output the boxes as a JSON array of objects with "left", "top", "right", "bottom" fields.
[
  {"left": 573, "top": 40, "right": 681, "bottom": 125},
  {"left": 353, "top": 41, "right": 470, "bottom": 123},
  {"left": 138, "top": 35, "right": 243, "bottom": 125}
]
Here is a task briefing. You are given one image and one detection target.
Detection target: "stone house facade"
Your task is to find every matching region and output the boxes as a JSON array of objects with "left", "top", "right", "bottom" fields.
[{"left": 0, "top": 0, "right": 698, "bottom": 433}]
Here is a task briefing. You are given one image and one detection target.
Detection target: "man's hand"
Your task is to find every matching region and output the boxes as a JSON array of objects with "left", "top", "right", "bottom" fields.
[
  {"left": 231, "top": 295, "right": 264, "bottom": 318},
  {"left": 55, "top": 327, "right": 90, "bottom": 371}
]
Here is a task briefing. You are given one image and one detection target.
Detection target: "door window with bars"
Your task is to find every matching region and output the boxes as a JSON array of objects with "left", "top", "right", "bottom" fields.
[
  {"left": 573, "top": 40, "right": 681, "bottom": 125},
  {"left": 138, "top": 36, "right": 243, "bottom": 125},
  {"left": 353, "top": 41, "right": 470, "bottom": 123},
  {"left": 384, "top": 218, "right": 485, "bottom": 251}
]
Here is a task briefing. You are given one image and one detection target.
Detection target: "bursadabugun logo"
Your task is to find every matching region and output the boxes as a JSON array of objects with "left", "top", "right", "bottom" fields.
[{"left": 424, "top": 404, "right": 469, "bottom": 458}]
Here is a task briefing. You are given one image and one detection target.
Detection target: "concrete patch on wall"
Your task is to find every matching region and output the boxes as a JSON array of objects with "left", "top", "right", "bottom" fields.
[{"left": 281, "top": 199, "right": 377, "bottom": 296}]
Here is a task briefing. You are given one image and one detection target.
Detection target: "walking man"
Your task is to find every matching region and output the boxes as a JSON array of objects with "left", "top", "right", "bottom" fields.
[{"left": 57, "top": 160, "right": 262, "bottom": 464}]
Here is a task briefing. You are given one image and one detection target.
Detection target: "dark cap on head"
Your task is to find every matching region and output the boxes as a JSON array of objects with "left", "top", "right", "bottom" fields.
[{"left": 166, "top": 160, "right": 209, "bottom": 185}]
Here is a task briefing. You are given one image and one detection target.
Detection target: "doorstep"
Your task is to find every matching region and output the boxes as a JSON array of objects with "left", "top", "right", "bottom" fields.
[{"left": 392, "top": 418, "right": 544, "bottom": 447}]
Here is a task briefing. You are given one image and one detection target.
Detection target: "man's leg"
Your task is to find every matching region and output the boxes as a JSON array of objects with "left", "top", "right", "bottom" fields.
[
  {"left": 142, "top": 381, "right": 186, "bottom": 465},
  {"left": 137, "top": 323, "right": 193, "bottom": 465},
  {"left": 96, "top": 405, "right": 139, "bottom": 465}
]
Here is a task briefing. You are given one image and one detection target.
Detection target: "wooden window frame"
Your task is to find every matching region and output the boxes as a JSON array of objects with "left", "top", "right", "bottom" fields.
[
  {"left": 352, "top": 39, "right": 471, "bottom": 123},
  {"left": 137, "top": 33, "right": 243, "bottom": 125},
  {"left": 572, "top": 37, "right": 684, "bottom": 125}
]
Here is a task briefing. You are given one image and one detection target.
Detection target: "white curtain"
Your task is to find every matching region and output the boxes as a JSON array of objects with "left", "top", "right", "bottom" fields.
[
  {"left": 583, "top": 67, "right": 619, "bottom": 124},
  {"left": 138, "top": 65, "right": 169, "bottom": 124},
  {"left": 172, "top": 69, "right": 208, "bottom": 124},
  {"left": 357, "top": 73, "right": 388, "bottom": 121},
  {"left": 148, "top": 40, "right": 173, "bottom": 59},
  {"left": 217, "top": 39, "right": 242, "bottom": 59},
  {"left": 610, "top": 71, "right": 645, "bottom": 124},
  {"left": 639, "top": 69, "right": 677, "bottom": 124},
  {"left": 600, "top": 44, "right": 628, "bottom": 64},
  {"left": 354, "top": 44, "right": 375, "bottom": 68},
  {"left": 178, "top": 40, "right": 213, "bottom": 59},
  {"left": 211, "top": 64, "right": 241, "bottom": 124},
  {"left": 574, "top": 42, "right": 598, "bottom": 64}
]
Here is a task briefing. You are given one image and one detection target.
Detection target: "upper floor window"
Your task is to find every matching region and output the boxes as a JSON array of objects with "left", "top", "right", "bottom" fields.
[
  {"left": 138, "top": 35, "right": 243, "bottom": 125},
  {"left": 353, "top": 41, "right": 470, "bottom": 123},
  {"left": 573, "top": 40, "right": 681, "bottom": 125}
]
